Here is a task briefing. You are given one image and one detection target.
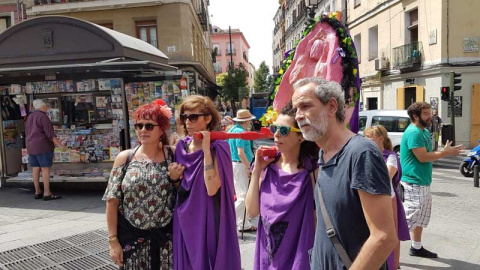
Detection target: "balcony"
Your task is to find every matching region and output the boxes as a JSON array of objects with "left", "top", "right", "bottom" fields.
[
  {"left": 393, "top": 41, "right": 423, "bottom": 70},
  {"left": 226, "top": 49, "right": 236, "bottom": 55},
  {"left": 195, "top": 1, "right": 209, "bottom": 31}
]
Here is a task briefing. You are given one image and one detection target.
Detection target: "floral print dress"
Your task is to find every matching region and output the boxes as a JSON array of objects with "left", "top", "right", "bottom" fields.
[{"left": 103, "top": 157, "right": 176, "bottom": 270}]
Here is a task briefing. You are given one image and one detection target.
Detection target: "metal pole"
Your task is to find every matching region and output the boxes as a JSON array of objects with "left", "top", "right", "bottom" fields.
[
  {"left": 449, "top": 91, "right": 455, "bottom": 146},
  {"left": 229, "top": 26, "right": 234, "bottom": 70},
  {"left": 474, "top": 165, "right": 479, "bottom": 188}
]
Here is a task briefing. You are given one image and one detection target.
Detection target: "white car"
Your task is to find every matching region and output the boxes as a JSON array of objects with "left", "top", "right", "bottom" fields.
[{"left": 358, "top": 110, "right": 411, "bottom": 153}]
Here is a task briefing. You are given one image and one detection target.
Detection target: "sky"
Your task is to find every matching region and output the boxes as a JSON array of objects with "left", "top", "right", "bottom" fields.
[{"left": 209, "top": 0, "right": 278, "bottom": 71}]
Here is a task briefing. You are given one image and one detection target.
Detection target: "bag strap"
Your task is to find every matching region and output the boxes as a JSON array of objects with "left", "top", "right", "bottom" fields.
[{"left": 311, "top": 172, "right": 353, "bottom": 269}]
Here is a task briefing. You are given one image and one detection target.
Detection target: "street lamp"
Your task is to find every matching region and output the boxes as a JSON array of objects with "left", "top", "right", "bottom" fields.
[{"left": 305, "top": 0, "right": 318, "bottom": 19}]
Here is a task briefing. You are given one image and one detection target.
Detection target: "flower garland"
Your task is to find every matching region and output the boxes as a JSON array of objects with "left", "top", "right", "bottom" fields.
[{"left": 261, "top": 12, "right": 360, "bottom": 126}]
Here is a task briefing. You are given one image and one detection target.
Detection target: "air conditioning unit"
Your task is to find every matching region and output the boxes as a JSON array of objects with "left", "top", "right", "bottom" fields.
[{"left": 375, "top": 57, "right": 389, "bottom": 71}]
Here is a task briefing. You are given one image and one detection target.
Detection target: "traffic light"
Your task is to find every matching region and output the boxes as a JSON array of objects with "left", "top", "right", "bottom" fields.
[
  {"left": 441, "top": 86, "right": 450, "bottom": 101},
  {"left": 450, "top": 72, "right": 462, "bottom": 91}
]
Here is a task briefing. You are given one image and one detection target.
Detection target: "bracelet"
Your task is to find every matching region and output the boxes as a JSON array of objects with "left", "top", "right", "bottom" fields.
[{"left": 108, "top": 235, "right": 118, "bottom": 243}]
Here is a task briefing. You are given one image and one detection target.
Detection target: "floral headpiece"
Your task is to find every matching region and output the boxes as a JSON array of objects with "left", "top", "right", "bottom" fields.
[{"left": 153, "top": 99, "right": 172, "bottom": 119}]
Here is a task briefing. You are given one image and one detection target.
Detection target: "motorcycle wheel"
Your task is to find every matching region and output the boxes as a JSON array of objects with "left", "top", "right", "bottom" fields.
[{"left": 459, "top": 161, "right": 474, "bottom": 177}]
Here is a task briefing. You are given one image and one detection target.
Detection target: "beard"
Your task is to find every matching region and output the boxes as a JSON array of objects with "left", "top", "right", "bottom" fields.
[
  {"left": 418, "top": 117, "right": 431, "bottom": 128},
  {"left": 297, "top": 113, "right": 328, "bottom": 142}
]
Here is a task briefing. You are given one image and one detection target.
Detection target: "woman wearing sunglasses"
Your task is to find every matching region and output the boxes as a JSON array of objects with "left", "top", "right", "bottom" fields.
[
  {"left": 246, "top": 102, "right": 319, "bottom": 270},
  {"left": 104, "top": 99, "right": 181, "bottom": 269},
  {"left": 168, "top": 95, "right": 241, "bottom": 270},
  {"left": 364, "top": 125, "right": 410, "bottom": 270}
]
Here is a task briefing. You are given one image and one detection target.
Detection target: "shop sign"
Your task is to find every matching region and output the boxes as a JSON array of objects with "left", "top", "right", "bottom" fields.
[
  {"left": 463, "top": 37, "right": 479, "bottom": 53},
  {"left": 42, "top": 30, "right": 54, "bottom": 48},
  {"left": 429, "top": 29, "right": 437, "bottom": 45},
  {"left": 180, "top": 77, "right": 187, "bottom": 89},
  {"left": 167, "top": 45, "right": 176, "bottom": 52}
]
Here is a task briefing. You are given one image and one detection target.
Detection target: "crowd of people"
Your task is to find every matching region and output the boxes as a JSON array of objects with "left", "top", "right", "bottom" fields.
[{"left": 100, "top": 77, "right": 464, "bottom": 270}]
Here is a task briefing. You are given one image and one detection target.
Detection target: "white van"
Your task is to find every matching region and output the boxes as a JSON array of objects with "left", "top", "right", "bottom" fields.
[{"left": 358, "top": 110, "right": 411, "bottom": 153}]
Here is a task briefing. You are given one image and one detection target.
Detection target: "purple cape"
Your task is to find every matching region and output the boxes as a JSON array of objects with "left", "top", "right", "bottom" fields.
[
  {"left": 254, "top": 157, "right": 315, "bottom": 270},
  {"left": 173, "top": 137, "right": 241, "bottom": 270},
  {"left": 383, "top": 149, "right": 410, "bottom": 270}
]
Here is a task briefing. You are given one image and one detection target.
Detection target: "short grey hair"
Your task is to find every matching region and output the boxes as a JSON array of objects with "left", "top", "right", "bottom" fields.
[
  {"left": 293, "top": 77, "right": 346, "bottom": 122},
  {"left": 33, "top": 99, "right": 46, "bottom": 110}
]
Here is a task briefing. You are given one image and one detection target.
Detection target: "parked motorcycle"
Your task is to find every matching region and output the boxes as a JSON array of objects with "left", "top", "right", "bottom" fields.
[{"left": 459, "top": 140, "right": 480, "bottom": 177}]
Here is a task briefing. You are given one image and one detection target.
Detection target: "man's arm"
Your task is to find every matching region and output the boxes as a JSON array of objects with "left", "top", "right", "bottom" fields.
[
  {"left": 52, "top": 137, "right": 67, "bottom": 152},
  {"left": 237, "top": 147, "right": 250, "bottom": 168},
  {"left": 412, "top": 140, "right": 464, "bottom": 163},
  {"left": 350, "top": 191, "right": 398, "bottom": 270}
]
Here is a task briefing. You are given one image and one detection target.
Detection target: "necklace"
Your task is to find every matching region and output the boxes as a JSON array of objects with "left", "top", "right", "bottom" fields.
[{"left": 140, "top": 146, "right": 161, "bottom": 163}]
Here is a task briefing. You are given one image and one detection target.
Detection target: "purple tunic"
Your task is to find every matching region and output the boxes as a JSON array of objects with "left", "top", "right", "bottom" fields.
[
  {"left": 25, "top": 110, "right": 55, "bottom": 155},
  {"left": 384, "top": 149, "right": 410, "bottom": 270},
  {"left": 173, "top": 137, "right": 241, "bottom": 270},
  {"left": 254, "top": 156, "right": 315, "bottom": 270}
]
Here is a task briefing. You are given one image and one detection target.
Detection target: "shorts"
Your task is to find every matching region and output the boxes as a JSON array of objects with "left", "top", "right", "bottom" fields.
[
  {"left": 434, "top": 131, "right": 439, "bottom": 142},
  {"left": 29, "top": 151, "right": 54, "bottom": 167},
  {"left": 401, "top": 182, "right": 432, "bottom": 230}
]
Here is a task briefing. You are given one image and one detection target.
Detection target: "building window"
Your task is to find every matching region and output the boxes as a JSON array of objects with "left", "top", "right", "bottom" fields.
[
  {"left": 213, "top": 43, "right": 220, "bottom": 56},
  {"left": 354, "top": 0, "right": 361, "bottom": 8},
  {"left": 408, "top": 9, "right": 419, "bottom": 43},
  {"left": 0, "top": 17, "right": 11, "bottom": 33},
  {"left": 226, "top": 42, "right": 235, "bottom": 55},
  {"left": 213, "top": 63, "right": 221, "bottom": 73},
  {"left": 354, "top": 33, "right": 361, "bottom": 63},
  {"left": 136, "top": 20, "right": 158, "bottom": 48},
  {"left": 368, "top": 25, "right": 378, "bottom": 60},
  {"left": 97, "top": 22, "right": 113, "bottom": 29}
]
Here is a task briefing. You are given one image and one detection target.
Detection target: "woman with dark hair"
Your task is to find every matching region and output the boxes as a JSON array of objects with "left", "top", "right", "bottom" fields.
[
  {"left": 364, "top": 124, "right": 410, "bottom": 270},
  {"left": 104, "top": 99, "right": 180, "bottom": 269},
  {"left": 246, "top": 101, "right": 319, "bottom": 270},
  {"left": 168, "top": 95, "right": 241, "bottom": 270}
]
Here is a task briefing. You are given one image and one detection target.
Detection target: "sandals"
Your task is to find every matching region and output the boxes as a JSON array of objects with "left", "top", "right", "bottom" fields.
[
  {"left": 34, "top": 193, "right": 43, "bottom": 199},
  {"left": 43, "top": 194, "right": 62, "bottom": 201},
  {"left": 239, "top": 226, "right": 257, "bottom": 232}
]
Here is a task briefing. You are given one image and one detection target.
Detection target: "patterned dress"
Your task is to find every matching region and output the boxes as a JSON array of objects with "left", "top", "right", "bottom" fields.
[{"left": 103, "top": 157, "right": 176, "bottom": 270}]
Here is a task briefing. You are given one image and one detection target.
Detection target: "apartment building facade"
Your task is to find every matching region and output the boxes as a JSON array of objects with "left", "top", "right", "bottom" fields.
[
  {"left": 211, "top": 26, "right": 253, "bottom": 87},
  {"left": 272, "top": 0, "right": 342, "bottom": 75},
  {"left": 347, "top": 0, "right": 480, "bottom": 147},
  {"left": 26, "top": 0, "right": 217, "bottom": 97}
]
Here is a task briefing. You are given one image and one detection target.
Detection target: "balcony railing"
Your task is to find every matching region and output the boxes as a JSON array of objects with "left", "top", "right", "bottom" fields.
[
  {"left": 195, "top": 1, "right": 208, "bottom": 31},
  {"left": 392, "top": 41, "right": 422, "bottom": 70}
]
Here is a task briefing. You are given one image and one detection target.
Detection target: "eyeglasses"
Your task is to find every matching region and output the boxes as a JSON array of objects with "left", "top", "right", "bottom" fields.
[
  {"left": 180, "top": 113, "right": 208, "bottom": 123},
  {"left": 134, "top": 123, "right": 160, "bottom": 131},
  {"left": 270, "top": 124, "right": 302, "bottom": 136}
]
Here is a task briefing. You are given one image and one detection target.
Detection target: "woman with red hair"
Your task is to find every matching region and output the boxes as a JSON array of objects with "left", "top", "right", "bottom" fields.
[{"left": 103, "top": 99, "right": 183, "bottom": 270}]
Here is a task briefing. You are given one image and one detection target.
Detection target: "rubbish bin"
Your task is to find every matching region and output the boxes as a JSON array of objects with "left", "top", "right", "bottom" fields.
[{"left": 442, "top": 124, "right": 454, "bottom": 145}]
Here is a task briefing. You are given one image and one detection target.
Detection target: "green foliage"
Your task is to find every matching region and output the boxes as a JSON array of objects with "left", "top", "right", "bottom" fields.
[
  {"left": 216, "top": 72, "right": 228, "bottom": 87},
  {"left": 253, "top": 61, "right": 270, "bottom": 93},
  {"left": 221, "top": 63, "right": 248, "bottom": 102}
]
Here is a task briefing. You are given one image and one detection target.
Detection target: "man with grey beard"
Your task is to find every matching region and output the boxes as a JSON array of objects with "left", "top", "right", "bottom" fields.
[{"left": 292, "top": 77, "right": 398, "bottom": 270}]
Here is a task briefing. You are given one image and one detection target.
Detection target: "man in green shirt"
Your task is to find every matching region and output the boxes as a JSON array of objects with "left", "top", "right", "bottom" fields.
[{"left": 400, "top": 102, "right": 464, "bottom": 258}]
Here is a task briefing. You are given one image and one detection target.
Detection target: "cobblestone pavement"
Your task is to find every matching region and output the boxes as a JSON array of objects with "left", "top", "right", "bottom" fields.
[{"left": 0, "top": 155, "right": 479, "bottom": 269}]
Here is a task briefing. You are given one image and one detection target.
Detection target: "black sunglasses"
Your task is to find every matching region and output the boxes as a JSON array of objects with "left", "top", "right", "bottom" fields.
[
  {"left": 180, "top": 113, "right": 208, "bottom": 123},
  {"left": 134, "top": 123, "right": 160, "bottom": 131},
  {"left": 270, "top": 124, "right": 302, "bottom": 136}
]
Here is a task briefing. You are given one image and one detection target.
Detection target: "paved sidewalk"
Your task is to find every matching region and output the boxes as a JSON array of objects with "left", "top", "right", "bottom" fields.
[{"left": 0, "top": 170, "right": 479, "bottom": 269}]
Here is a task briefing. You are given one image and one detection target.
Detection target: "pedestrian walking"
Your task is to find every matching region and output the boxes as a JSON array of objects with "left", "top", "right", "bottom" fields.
[
  {"left": 429, "top": 109, "right": 442, "bottom": 150},
  {"left": 364, "top": 124, "right": 410, "bottom": 270},
  {"left": 292, "top": 77, "right": 398, "bottom": 270},
  {"left": 103, "top": 99, "right": 178, "bottom": 269},
  {"left": 400, "top": 102, "right": 464, "bottom": 259},
  {"left": 169, "top": 95, "right": 241, "bottom": 270},
  {"left": 25, "top": 99, "right": 66, "bottom": 201},
  {"left": 228, "top": 109, "right": 257, "bottom": 232},
  {"left": 246, "top": 102, "right": 319, "bottom": 269}
]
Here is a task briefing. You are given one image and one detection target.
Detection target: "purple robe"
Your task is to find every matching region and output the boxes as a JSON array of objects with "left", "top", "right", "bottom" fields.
[
  {"left": 384, "top": 149, "right": 410, "bottom": 270},
  {"left": 173, "top": 137, "right": 241, "bottom": 270},
  {"left": 254, "top": 156, "right": 315, "bottom": 270}
]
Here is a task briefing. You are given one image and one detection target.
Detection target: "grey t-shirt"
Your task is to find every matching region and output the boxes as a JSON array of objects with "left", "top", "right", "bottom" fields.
[{"left": 311, "top": 135, "right": 391, "bottom": 270}]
